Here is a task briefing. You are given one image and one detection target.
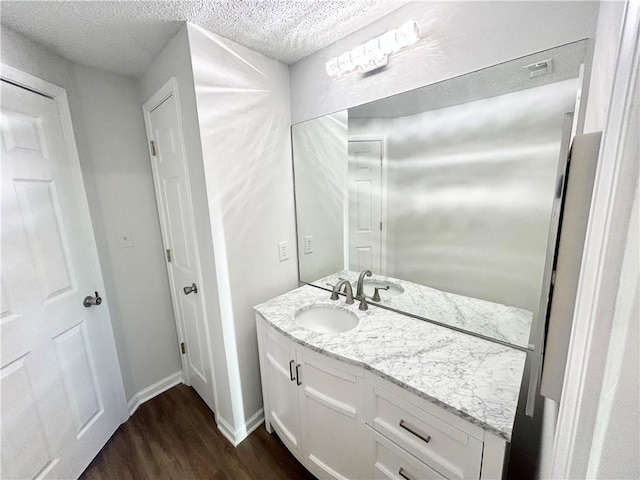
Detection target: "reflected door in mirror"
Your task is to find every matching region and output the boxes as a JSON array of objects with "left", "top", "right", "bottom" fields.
[{"left": 348, "top": 139, "right": 383, "bottom": 274}]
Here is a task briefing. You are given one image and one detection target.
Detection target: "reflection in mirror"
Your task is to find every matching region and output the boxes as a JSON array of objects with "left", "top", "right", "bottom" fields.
[{"left": 292, "top": 40, "right": 590, "bottom": 350}]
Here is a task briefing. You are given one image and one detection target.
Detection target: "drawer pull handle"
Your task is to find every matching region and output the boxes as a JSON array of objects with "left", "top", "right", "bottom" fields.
[
  {"left": 399, "top": 419, "right": 432, "bottom": 444},
  {"left": 296, "top": 364, "right": 302, "bottom": 385},
  {"left": 398, "top": 467, "right": 413, "bottom": 480},
  {"left": 289, "top": 360, "right": 296, "bottom": 381}
]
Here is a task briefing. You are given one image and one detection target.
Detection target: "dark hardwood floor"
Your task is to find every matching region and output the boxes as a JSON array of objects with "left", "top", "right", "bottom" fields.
[{"left": 81, "top": 384, "right": 315, "bottom": 479}]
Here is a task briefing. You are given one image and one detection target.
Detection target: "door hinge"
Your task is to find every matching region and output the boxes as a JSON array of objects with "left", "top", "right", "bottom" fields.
[
  {"left": 551, "top": 270, "right": 557, "bottom": 286},
  {"left": 166, "top": 249, "right": 172, "bottom": 262},
  {"left": 181, "top": 342, "right": 186, "bottom": 354},
  {"left": 150, "top": 140, "right": 157, "bottom": 156},
  {"left": 380, "top": 221, "right": 383, "bottom": 231}
]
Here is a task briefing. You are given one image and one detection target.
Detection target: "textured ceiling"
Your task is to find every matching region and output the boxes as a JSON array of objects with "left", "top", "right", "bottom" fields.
[{"left": 1, "top": 0, "right": 406, "bottom": 77}]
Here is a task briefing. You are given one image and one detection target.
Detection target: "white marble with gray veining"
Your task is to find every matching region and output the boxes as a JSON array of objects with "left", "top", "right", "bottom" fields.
[
  {"left": 255, "top": 285, "right": 527, "bottom": 441},
  {"left": 316, "top": 270, "right": 533, "bottom": 349}
]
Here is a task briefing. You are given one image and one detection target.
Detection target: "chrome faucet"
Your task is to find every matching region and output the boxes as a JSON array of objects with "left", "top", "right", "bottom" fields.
[
  {"left": 356, "top": 270, "right": 372, "bottom": 310},
  {"left": 328, "top": 279, "right": 354, "bottom": 305},
  {"left": 356, "top": 270, "right": 372, "bottom": 300}
]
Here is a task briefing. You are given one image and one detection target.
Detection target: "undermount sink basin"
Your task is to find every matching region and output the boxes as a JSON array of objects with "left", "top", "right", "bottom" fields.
[
  {"left": 295, "top": 305, "right": 359, "bottom": 333},
  {"left": 359, "top": 280, "right": 405, "bottom": 300}
]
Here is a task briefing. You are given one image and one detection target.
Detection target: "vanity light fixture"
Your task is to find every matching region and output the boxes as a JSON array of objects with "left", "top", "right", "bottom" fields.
[{"left": 325, "top": 20, "right": 420, "bottom": 78}]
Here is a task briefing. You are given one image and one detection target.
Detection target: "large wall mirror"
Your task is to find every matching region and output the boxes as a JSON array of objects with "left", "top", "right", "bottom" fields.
[{"left": 292, "top": 40, "right": 590, "bottom": 350}]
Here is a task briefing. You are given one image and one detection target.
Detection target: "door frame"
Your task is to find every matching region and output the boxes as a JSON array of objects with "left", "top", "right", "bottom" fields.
[
  {"left": 0, "top": 62, "right": 128, "bottom": 423},
  {"left": 550, "top": 1, "right": 640, "bottom": 476},
  {"left": 142, "top": 77, "right": 219, "bottom": 415},
  {"left": 347, "top": 135, "right": 388, "bottom": 275}
]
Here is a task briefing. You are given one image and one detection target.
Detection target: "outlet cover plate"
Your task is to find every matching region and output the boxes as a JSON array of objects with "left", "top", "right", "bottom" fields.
[{"left": 278, "top": 241, "right": 289, "bottom": 261}]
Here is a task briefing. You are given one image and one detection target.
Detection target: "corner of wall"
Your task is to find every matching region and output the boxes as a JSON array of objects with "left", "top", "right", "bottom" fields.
[
  {"left": 138, "top": 21, "right": 236, "bottom": 429},
  {"left": 186, "top": 22, "right": 298, "bottom": 438}
]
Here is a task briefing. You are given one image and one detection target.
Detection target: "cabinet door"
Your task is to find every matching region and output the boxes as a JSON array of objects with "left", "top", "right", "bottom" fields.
[
  {"left": 261, "top": 324, "right": 302, "bottom": 454},
  {"left": 297, "top": 349, "right": 369, "bottom": 479}
]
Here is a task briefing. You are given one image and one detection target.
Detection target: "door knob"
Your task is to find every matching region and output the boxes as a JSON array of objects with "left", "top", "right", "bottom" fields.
[
  {"left": 83, "top": 291, "right": 102, "bottom": 308},
  {"left": 183, "top": 283, "right": 198, "bottom": 295}
]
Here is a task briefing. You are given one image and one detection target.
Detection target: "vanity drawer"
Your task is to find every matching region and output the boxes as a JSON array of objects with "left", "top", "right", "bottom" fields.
[
  {"left": 372, "top": 429, "right": 446, "bottom": 480},
  {"left": 370, "top": 385, "right": 483, "bottom": 479}
]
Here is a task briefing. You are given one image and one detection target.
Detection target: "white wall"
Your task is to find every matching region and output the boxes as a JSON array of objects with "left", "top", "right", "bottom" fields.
[
  {"left": 290, "top": 1, "right": 599, "bottom": 123},
  {"left": 584, "top": 1, "right": 627, "bottom": 133},
  {"left": 589, "top": 187, "right": 638, "bottom": 478},
  {"left": 294, "top": 112, "right": 348, "bottom": 282},
  {"left": 349, "top": 80, "right": 577, "bottom": 314},
  {"left": 583, "top": 6, "right": 639, "bottom": 468},
  {"left": 139, "top": 25, "right": 234, "bottom": 422},
  {"left": 186, "top": 23, "right": 298, "bottom": 435},
  {"left": 72, "top": 65, "right": 181, "bottom": 400}
]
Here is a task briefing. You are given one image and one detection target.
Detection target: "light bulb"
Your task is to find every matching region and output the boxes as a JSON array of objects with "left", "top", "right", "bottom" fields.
[
  {"left": 396, "top": 21, "right": 419, "bottom": 48},
  {"left": 337, "top": 52, "right": 354, "bottom": 74},
  {"left": 378, "top": 30, "right": 397, "bottom": 54},
  {"left": 364, "top": 38, "right": 379, "bottom": 56},
  {"left": 350, "top": 45, "right": 366, "bottom": 68},
  {"left": 325, "top": 57, "right": 340, "bottom": 77}
]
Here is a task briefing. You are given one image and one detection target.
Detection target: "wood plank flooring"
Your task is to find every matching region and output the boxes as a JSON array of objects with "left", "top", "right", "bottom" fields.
[{"left": 80, "top": 384, "right": 315, "bottom": 479}]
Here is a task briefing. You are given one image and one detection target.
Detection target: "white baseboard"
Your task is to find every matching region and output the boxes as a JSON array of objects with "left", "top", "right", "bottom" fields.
[
  {"left": 128, "top": 371, "right": 184, "bottom": 416},
  {"left": 216, "top": 408, "right": 265, "bottom": 446},
  {"left": 217, "top": 417, "right": 237, "bottom": 445}
]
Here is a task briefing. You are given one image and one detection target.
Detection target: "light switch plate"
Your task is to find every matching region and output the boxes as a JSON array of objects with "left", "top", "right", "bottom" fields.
[
  {"left": 118, "top": 229, "right": 134, "bottom": 248},
  {"left": 304, "top": 235, "right": 313, "bottom": 254},
  {"left": 278, "top": 241, "right": 289, "bottom": 261}
]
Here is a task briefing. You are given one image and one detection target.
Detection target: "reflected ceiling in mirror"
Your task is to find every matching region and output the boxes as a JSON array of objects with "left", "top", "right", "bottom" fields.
[{"left": 292, "top": 40, "right": 590, "bottom": 350}]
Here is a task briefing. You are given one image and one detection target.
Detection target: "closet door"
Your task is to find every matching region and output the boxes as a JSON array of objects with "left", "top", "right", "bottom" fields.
[{"left": 144, "top": 80, "right": 215, "bottom": 411}]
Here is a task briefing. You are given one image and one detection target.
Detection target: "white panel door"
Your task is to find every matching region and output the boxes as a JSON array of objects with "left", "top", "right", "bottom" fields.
[
  {"left": 146, "top": 91, "right": 214, "bottom": 411},
  {"left": 0, "top": 78, "right": 126, "bottom": 478},
  {"left": 348, "top": 140, "right": 383, "bottom": 274}
]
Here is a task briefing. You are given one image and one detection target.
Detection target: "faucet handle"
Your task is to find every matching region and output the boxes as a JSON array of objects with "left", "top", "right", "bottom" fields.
[
  {"left": 326, "top": 283, "right": 340, "bottom": 300},
  {"left": 372, "top": 286, "right": 390, "bottom": 302}
]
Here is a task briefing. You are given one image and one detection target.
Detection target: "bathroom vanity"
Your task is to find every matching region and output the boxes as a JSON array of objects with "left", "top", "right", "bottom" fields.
[{"left": 255, "top": 286, "right": 526, "bottom": 480}]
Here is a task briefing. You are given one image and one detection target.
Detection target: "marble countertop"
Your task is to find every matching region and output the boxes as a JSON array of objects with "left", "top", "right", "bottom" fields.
[
  {"left": 255, "top": 285, "right": 527, "bottom": 441},
  {"left": 316, "top": 270, "right": 534, "bottom": 349}
]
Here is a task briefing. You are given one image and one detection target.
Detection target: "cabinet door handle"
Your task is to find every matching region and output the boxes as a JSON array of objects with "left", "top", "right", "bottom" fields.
[
  {"left": 398, "top": 467, "right": 413, "bottom": 480},
  {"left": 295, "top": 364, "right": 302, "bottom": 385},
  {"left": 289, "top": 360, "right": 296, "bottom": 381},
  {"left": 399, "top": 419, "right": 431, "bottom": 444}
]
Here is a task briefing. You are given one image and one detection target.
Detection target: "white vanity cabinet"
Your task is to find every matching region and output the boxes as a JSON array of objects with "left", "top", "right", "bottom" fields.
[
  {"left": 256, "top": 314, "right": 508, "bottom": 480},
  {"left": 365, "top": 375, "right": 506, "bottom": 480},
  {"left": 257, "top": 316, "right": 370, "bottom": 479}
]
